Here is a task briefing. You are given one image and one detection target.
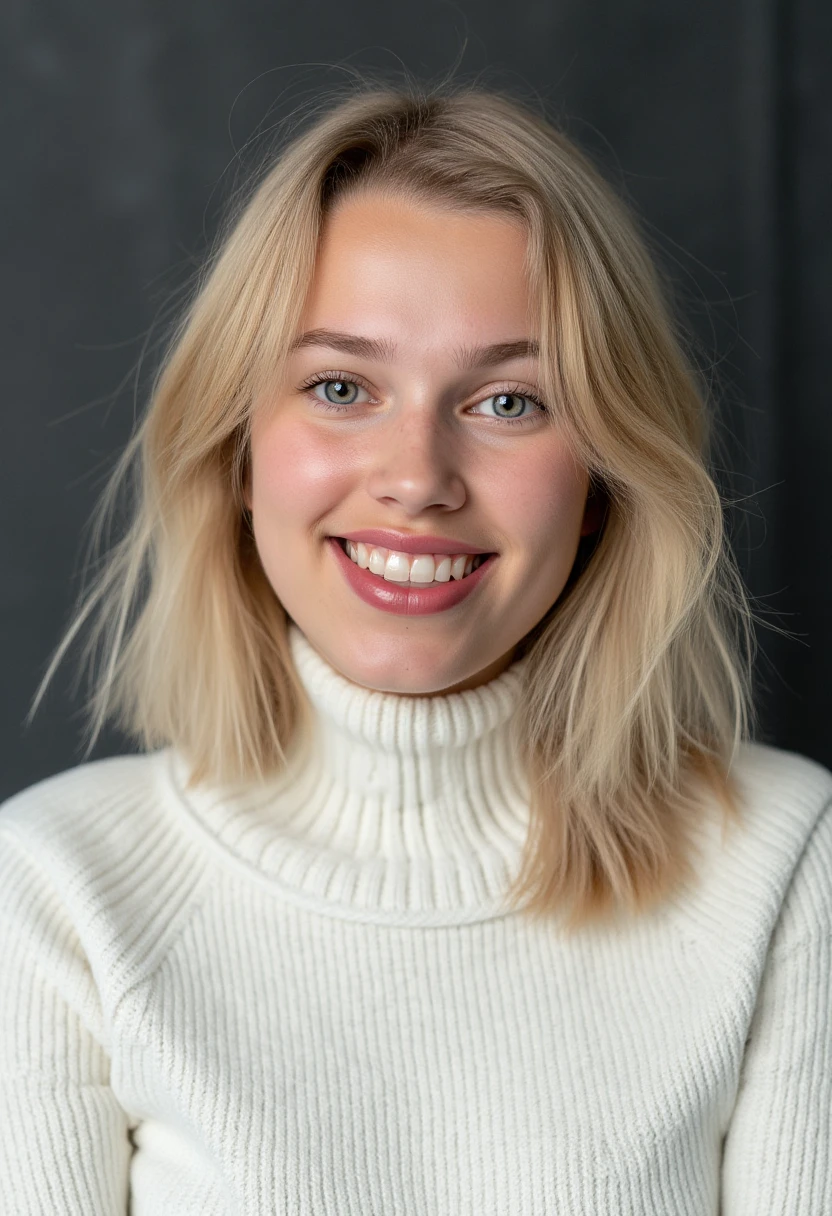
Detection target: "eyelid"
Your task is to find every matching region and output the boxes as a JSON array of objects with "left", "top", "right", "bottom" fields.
[{"left": 297, "top": 370, "right": 377, "bottom": 399}]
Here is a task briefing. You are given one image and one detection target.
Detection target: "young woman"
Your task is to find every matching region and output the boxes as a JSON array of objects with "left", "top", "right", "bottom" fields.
[{"left": 1, "top": 84, "right": 830, "bottom": 1215}]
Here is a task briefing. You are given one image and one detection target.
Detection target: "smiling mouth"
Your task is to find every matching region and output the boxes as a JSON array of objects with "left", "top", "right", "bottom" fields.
[{"left": 333, "top": 537, "right": 496, "bottom": 583}]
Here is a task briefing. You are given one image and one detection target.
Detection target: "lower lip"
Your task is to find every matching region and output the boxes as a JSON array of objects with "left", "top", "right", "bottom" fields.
[{"left": 327, "top": 538, "right": 498, "bottom": 616}]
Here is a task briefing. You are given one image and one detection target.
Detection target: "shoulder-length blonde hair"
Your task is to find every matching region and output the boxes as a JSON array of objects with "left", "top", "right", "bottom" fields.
[{"left": 33, "top": 82, "right": 758, "bottom": 933}]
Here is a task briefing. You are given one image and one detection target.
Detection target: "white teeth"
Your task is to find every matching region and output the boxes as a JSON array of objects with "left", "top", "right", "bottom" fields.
[
  {"left": 409, "top": 555, "right": 437, "bottom": 584},
  {"left": 383, "top": 551, "right": 411, "bottom": 583},
  {"left": 343, "top": 541, "right": 486, "bottom": 584},
  {"left": 433, "top": 556, "right": 452, "bottom": 582},
  {"left": 367, "top": 547, "right": 386, "bottom": 576}
]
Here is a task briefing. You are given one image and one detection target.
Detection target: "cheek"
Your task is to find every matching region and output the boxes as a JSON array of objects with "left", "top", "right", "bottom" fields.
[
  {"left": 251, "top": 417, "right": 350, "bottom": 530},
  {"left": 490, "top": 441, "right": 586, "bottom": 555}
]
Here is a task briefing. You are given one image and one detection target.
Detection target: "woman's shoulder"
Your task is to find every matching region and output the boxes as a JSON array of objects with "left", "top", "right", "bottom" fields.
[
  {"left": 730, "top": 739, "right": 832, "bottom": 847},
  {"left": 684, "top": 739, "right": 832, "bottom": 961},
  {"left": 0, "top": 750, "right": 167, "bottom": 862},
  {"left": 734, "top": 737, "right": 832, "bottom": 797},
  {"left": 0, "top": 749, "right": 214, "bottom": 994}
]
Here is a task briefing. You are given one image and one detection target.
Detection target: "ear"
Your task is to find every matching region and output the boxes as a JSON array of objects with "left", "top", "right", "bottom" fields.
[{"left": 580, "top": 486, "right": 606, "bottom": 537}]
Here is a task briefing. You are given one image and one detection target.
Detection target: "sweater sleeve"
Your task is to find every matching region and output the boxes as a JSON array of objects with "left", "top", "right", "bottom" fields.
[
  {"left": 720, "top": 797, "right": 832, "bottom": 1214},
  {"left": 0, "top": 828, "right": 132, "bottom": 1215}
]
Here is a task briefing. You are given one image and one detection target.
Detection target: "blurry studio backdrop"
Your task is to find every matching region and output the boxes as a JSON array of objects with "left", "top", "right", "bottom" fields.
[{"left": 2, "top": 1, "right": 830, "bottom": 801}]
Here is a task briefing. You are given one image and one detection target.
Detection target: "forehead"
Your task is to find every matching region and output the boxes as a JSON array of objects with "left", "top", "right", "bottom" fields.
[{"left": 300, "top": 191, "right": 536, "bottom": 351}]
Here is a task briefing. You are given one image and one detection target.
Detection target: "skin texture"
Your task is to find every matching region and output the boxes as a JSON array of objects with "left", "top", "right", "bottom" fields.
[{"left": 247, "top": 190, "right": 602, "bottom": 695}]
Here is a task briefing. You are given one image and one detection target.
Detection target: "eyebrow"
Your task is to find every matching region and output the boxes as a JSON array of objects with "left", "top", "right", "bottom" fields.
[{"left": 289, "top": 328, "right": 539, "bottom": 369}]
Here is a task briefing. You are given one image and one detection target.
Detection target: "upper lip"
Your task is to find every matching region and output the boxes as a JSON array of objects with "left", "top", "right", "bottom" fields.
[{"left": 333, "top": 529, "right": 495, "bottom": 556}]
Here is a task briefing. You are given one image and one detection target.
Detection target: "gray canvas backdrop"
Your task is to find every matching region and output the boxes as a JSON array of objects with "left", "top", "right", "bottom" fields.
[{"left": 2, "top": 0, "right": 830, "bottom": 801}]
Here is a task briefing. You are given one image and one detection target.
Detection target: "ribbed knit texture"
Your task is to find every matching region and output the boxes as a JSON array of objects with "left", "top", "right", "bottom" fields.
[{"left": 1, "top": 622, "right": 831, "bottom": 1214}]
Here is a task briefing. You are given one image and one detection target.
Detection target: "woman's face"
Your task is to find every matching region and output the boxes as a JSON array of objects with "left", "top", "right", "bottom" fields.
[{"left": 247, "top": 190, "right": 599, "bottom": 694}]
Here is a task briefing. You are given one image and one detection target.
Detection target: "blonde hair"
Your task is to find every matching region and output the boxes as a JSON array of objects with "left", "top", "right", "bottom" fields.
[{"left": 32, "top": 81, "right": 759, "bottom": 933}]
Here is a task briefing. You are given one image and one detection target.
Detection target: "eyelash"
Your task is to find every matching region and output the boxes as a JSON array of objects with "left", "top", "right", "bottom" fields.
[{"left": 297, "top": 371, "right": 548, "bottom": 427}]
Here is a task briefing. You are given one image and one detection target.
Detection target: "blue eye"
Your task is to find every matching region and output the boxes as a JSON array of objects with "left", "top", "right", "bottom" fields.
[
  {"left": 473, "top": 391, "right": 547, "bottom": 426},
  {"left": 300, "top": 374, "right": 547, "bottom": 425},
  {"left": 314, "top": 379, "right": 363, "bottom": 405}
]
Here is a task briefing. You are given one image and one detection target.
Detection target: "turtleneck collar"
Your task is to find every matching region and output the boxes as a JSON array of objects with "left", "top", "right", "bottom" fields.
[{"left": 166, "top": 622, "right": 534, "bottom": 927}]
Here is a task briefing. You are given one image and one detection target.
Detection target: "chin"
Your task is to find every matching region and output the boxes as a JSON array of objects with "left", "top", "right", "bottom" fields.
[{"left": 327, "top": 643, "right": 465, "bottom": 697}]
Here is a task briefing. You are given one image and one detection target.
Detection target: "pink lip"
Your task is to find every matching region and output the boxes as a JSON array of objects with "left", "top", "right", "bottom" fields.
[
  {"left": 333, "top": 529, "right": 494, "bottom": 556},
  {"left": 327, "top": 537, "right": 497, "bottom": 616}
]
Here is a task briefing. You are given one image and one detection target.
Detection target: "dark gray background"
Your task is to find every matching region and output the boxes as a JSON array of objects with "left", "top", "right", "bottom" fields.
[{"left": 2, "top": 1, "right": 830, "bottom": 802}]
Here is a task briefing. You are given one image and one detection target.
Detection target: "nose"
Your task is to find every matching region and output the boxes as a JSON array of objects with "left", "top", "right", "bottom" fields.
[{"left": 363, "top": 405, "right": 467, "bottom": 518}]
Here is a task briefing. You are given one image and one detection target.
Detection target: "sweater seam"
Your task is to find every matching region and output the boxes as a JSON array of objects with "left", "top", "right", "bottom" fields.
[
  {"left": 109, "top": 872, "right": 219, "bottom": 1043},
  {"left": 0, "top": 817, "right": 218, "bottom": 1052},
  {"left": 764, "top": 791, "right": 832, "bottom": 960}
]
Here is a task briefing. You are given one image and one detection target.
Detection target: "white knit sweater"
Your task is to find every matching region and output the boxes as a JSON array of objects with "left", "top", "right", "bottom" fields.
[{"left": 1, "top": 623, "right": 831, "bottom": 1214}]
